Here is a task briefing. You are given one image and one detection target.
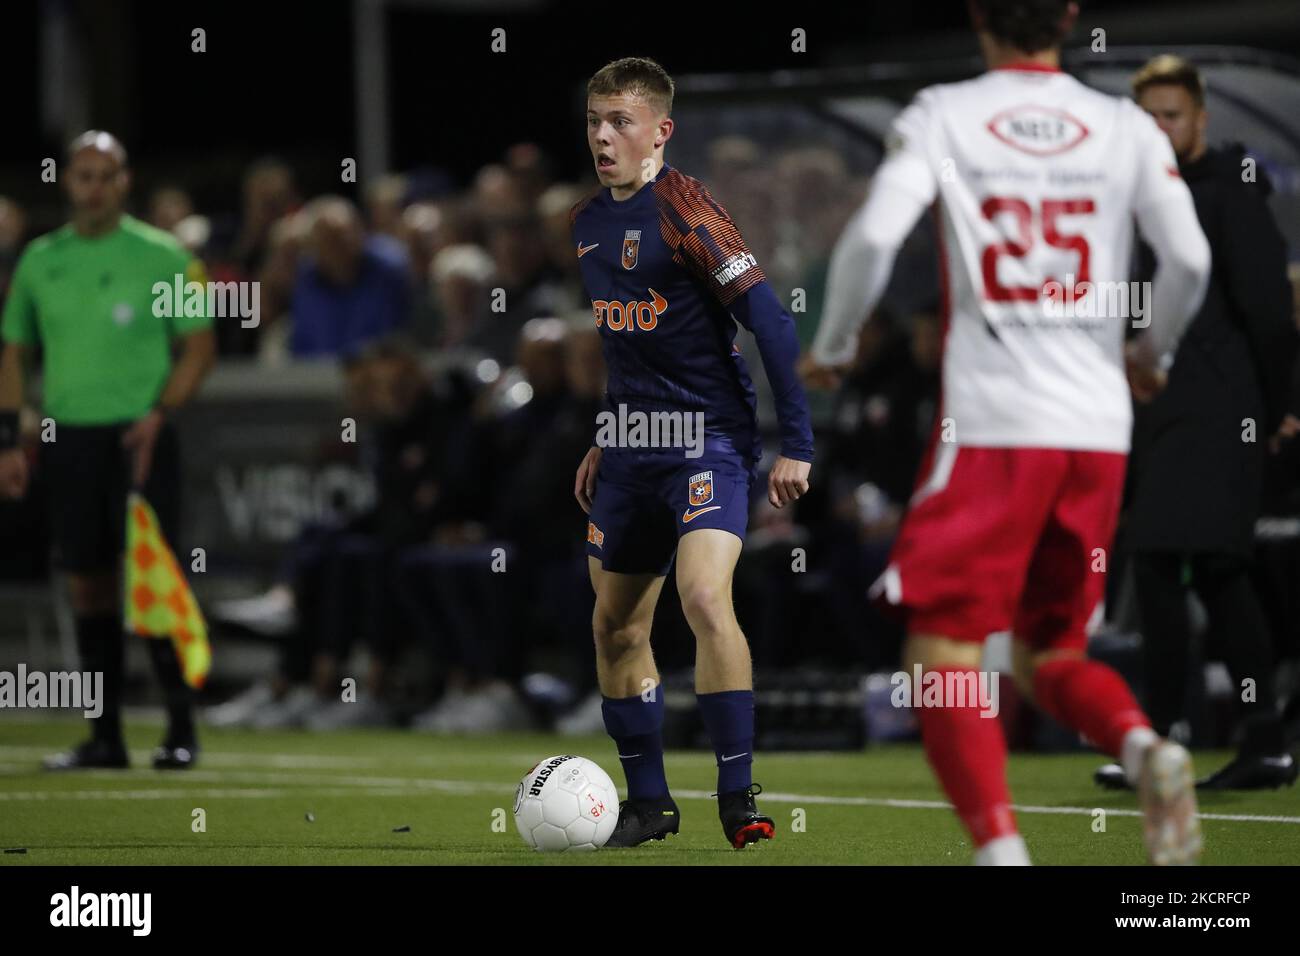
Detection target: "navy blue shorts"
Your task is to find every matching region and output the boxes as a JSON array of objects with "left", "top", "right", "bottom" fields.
[{"left": 585, "top": 436, "right": 759, "bottom": 576}]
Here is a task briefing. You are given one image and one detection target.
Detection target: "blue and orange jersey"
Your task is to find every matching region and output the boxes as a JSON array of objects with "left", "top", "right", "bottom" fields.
[{"left": 570, "top": 164, "right": 814, "bottom": 461}]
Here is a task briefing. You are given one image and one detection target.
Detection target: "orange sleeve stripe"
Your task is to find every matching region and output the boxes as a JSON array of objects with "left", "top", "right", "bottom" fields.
[{"left": 655, "top": 169, "right": 766, "bottom": 306}]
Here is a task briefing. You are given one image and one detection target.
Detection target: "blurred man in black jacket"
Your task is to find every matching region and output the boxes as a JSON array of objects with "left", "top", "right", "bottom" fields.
[{"left": 1106, "top": 56, "right": 1299, "bottom": 790}]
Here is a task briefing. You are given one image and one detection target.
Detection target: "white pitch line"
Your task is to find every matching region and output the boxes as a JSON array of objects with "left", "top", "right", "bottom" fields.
[
  {"left": 0, "top": 768, "right": 509, "bottom": 792},
  {"left": 0, "top": 745, "right": 666, "bottom": 770},
  {"left": 0, "top": 773, "right": 1295, "bottom": 825},
  {"left": 0, "top": 787, "right": 420, "bottom": 801},
  {"left": 169, "top": 771, "right": 506, "bottom": 794},
  {"left": 704, "top": 790, "right": 1300, "bottom": 825}
]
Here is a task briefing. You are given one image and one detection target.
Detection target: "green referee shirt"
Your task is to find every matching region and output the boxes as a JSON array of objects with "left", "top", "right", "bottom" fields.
[{"left": 1, "top": 214, "right": 211, "bottom": 426}]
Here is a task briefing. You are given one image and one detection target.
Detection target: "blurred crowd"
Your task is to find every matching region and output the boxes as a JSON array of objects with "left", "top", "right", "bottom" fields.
[
  {"left": 0, "top": 139, "right": 947, "bottom": 734},
  {"left": 3, "top": 137, "right": 1295, "bottom": 742},
  {"left": 0, "top": 139, "right": 873, "bottom": 367}
]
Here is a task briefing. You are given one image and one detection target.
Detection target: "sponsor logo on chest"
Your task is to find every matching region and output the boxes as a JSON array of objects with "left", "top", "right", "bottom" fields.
[{"left": 986, "top": 105, "right": 1089, "bottom": 156}]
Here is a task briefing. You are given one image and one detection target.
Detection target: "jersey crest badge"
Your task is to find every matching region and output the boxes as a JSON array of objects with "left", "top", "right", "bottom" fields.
[
  {"left": 622, "top": 230, "right": 641, "bottom": 270},
  {"left": 688, "top": 471, "right": 714, "bottom": 506}
]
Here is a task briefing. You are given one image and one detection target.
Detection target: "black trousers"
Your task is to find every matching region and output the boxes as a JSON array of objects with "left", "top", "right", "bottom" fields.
[{"left": 1133, "top": 550, "right": 1281, "bottom": 751}]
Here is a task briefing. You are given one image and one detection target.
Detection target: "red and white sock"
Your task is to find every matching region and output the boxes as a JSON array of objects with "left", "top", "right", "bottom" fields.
[
  {"left": 1120, "top": 725, "right": 1161, "bottom": 787},
  {"left": 916, "top": 667, "right": 1020, "bottom": 853},
  {"left": 1033, "top": 657, "right": 1152, "bottom": 757},
  {"left": 974, "top": 833, "right": 1032, "bottom": 866}
]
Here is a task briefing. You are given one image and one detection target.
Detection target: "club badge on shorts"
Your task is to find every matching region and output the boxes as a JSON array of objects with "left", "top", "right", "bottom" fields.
[
  {"left": 622, "top": 230, "right": 640, "bottom": 271},
  {"left": 688, "top": 471, "right": 714, "bottom": 506}
]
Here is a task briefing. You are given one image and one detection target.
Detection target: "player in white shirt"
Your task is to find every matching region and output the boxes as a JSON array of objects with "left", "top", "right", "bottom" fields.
[{"left": 804, "top": 0, "right": 1212, "bottom": 865}]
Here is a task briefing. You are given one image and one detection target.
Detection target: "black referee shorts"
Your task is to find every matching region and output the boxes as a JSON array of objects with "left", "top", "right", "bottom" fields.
[{"left": 41, "top": 421, "right": 181, "bottom": 574}]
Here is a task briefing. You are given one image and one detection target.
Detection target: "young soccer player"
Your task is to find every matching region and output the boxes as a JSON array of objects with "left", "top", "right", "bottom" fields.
[
  {"left": 804, "top": 1, "right": 1213, "bottom": 864},
  {"left": 571, "top": 57, "right": 814, "bottom": 848}
]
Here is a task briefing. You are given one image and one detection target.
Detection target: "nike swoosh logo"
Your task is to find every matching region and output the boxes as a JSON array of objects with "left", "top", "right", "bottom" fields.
[
  {"left": 681, "top": 505, "right": 722, "bottom": 524},
  {"left": 617, "top": 753, "right": 641, "bottom": 759},
  {"left": 577, "top": 242, "right": 599, "bottom": 258},
  {"left": 720, "top": 753, "right": 749, "bottom": 762}
]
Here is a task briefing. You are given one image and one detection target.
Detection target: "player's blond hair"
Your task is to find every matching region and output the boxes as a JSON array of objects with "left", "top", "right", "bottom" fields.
[
  {"left": 1132, "top": 55, "right": 1206, "bottom": 109},
  {"left": 587, "top": 57, "right": 674, "bottom": 116}
]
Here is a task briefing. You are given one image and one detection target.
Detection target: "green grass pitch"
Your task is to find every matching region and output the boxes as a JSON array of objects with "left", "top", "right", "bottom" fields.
[{"left": 1, "top": 717, "right": 1296, "bottom": 865}]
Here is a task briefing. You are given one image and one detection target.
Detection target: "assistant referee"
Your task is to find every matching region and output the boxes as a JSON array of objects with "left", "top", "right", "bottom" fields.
[{"left": 0, "top": 131, "right": 216, "bottom": 769}]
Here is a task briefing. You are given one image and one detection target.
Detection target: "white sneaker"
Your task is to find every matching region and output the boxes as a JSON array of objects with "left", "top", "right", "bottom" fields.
[
  {"left": 212, "top": 585, "right": 297, "bottom": 637},
  {"left": 418, "top": 683, "right": 532, "bottom": 734},
  {"left": 1138, "top": 740, "right": 1203, "bottom": 866},
  {"left": 304, "top": 697, "right": 395, "bottom": 731},
  {"left": 249, "top": 686, "right": 322, "bottom": 730},
  {"left": 472, "top": 682, "right": 532, "bottom": 733},
  {"left": 410, "top": 686, "right": 471, "bottom": 732},
  {"left": 205, "top": 681, "right": 277, "bottom": 728},
  {"left": 556, "top": 690, "right": 606, "bottom": 736}
]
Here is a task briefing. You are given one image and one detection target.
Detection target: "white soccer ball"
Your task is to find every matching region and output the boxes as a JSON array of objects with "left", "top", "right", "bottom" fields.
[{"left": 513, "top": 754, "right": 619, "bottom": 852}]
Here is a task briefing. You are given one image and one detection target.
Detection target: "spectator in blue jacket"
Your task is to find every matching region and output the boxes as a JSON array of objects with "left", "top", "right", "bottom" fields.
[{"left": 291, "top": 197, "right": 411, "bottom": 358}]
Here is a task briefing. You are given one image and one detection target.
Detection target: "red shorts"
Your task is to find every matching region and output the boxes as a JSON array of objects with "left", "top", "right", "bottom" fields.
[{"left": 871, "top": 444, "right": 1127, "bottom": 651}]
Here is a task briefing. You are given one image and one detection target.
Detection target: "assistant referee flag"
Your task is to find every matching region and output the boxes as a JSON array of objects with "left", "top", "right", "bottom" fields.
[{"left": 124, "top": 492, "right": 211, "bottom": 689}]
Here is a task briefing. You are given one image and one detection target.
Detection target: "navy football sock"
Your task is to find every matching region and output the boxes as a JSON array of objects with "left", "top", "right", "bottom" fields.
[
  {"left": 697, "top": 689, "right": 755, "bottom": 794},
  {"left": 601, "top": 689, "right": 668, "bottom": 801}
]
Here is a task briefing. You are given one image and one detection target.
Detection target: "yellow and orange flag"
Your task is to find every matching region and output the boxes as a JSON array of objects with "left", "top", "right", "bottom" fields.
[{"left": 125, "top": 492, "right": 211, "bottom": 689}]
